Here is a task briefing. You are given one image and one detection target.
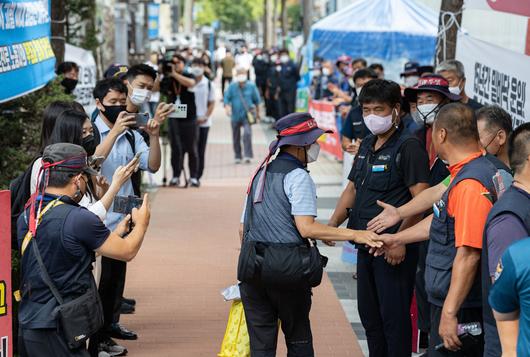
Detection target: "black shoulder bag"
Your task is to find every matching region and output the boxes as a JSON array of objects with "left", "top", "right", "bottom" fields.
[
  {"left": 25, "top": 200, "right": 103, "bottom": 349},
  {"left": 237, "top": 181, "right": 328, "bottom": 290}
]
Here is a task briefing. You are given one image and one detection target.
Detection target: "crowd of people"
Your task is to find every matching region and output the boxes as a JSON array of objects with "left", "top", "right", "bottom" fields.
[
  {"left": 236, "top": 53, "right": 530, "bottom": 357},
  {"left": 8, "top": 40, "right": 530, "bottom": 357}
]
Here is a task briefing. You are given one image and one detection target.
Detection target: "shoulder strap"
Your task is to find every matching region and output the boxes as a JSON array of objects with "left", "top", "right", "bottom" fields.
[
  {"left": 21, "top": 199, "right": 64, "bottom": 255},
  {"left": 237, "top": 85, "right": 251, "bottom": 113},
  {"left": 31, "top": 233, "right": 64, "bottom": 304},
  {"left": 125, "top": 130, "right": 136, "bottom": 153}
]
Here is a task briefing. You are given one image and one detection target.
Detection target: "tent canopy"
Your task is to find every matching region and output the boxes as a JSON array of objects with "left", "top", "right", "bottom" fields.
[{"left": 309, "top": 0, "right": 439, "bottom": 74}]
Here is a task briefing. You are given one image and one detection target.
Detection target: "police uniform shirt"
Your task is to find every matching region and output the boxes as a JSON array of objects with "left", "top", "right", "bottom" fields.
[{"left": 341, "top": 106, "right": 368, "bottom": 141}]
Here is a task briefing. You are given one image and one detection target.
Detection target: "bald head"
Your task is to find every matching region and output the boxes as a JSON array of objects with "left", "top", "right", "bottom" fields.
[{"left": 433, "top": 102, "right": 479, "bottom": 145}]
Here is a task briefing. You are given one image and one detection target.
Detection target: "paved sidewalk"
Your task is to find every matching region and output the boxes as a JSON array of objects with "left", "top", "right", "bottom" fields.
[{"left": 121, "top": 92, "right": 365, "bottom": 356}]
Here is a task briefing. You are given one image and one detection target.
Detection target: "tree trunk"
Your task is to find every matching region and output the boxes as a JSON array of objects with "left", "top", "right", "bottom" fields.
[
  {"left": 302, "top": 0, "right": 312, "bottom": 43},
  {"left": 436, "top": 0, "right": 464, "bottom": 65},
  {"left": 51, "top": 0, "right": 66, "bottom": 64},
  {"left": 280, "top": 0, "right": 287, "bottom": 48}
]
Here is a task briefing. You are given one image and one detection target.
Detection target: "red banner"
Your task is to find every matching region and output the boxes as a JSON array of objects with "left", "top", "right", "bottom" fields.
[
  {"left": 0, "top": 191, "right": 12, "bottom": 357},
  {"left": 308, "top": 100, "right": 343, "bottom": 160}
]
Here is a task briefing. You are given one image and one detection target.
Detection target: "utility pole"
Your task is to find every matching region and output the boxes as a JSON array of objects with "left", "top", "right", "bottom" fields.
[
  {"left": 50, "top": 0, "right": 66, "bottom": 63},
  {"left": 302, "top": 0, "right": 313, "bottom": 43},
  {"left": 436, "top": 0, "right": 464, "bottom": 65},
  {"left": 171, "top": 0, "right": 180, "bottom": 34},
  {"left": 263, "top": 0, "right": 273, "bottom": 49},
  {"left": 183, "top": 0, "right": 193, "bottom": 34}
]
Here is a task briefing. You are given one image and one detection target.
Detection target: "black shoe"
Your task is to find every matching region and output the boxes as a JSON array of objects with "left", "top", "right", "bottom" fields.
[
  {"left": 122, "top": 297, "right": 136, "bottom": 306},
  {"left": 120, "top": 301, "right": 135, "bottom": 314},
  {"left": 419, "top": 330, "right": 429, "bottom": 349},
  {"left": 99, "top": 337, "right": 128, "bottom": 356},
  {"left": 107, "top": 323, "right": 138, "bottom": 340}
]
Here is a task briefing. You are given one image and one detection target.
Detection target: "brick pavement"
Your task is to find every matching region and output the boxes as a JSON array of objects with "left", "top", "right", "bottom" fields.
[{"left": 121, "top": 95, "right": 364, "bottom": 356}]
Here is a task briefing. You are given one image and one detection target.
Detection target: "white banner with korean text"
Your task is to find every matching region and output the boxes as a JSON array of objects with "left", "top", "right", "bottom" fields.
[{"left": 456, "top": 32, "right": 530, "bottom": 127}]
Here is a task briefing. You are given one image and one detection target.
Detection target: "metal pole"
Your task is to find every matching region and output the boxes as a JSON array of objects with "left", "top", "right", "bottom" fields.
[{"left": 302, "top": 0, "right": 313, "bottom": 43}]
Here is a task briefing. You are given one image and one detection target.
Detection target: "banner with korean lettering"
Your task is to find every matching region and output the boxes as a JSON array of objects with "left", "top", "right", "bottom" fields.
[
  {"left": 0, "top": 191, "right": 12, "bottom": 357},
  {"left": 147, "top": 3, "right": 159, "bottom": 40},
  {"left": 308, "top": 100, "right": 343, "bottom": 160},
  {"left": 0, "top": 0, "right": 56, "bottom": 103},
  {"left": 456, "top": 32, "right": 529, "bottom": 127}
]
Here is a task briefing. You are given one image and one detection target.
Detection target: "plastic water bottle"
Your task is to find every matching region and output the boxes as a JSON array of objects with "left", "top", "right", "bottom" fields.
[{"left": 457, "top": 322, "right": 482, "bottom": 336}]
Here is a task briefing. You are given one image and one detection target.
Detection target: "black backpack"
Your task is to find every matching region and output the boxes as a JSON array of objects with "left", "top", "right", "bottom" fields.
[{"left": 9, "top": 157, "right": 40, "bottom": 247}]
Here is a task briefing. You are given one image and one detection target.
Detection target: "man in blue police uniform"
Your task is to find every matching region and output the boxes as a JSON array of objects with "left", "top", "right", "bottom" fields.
[
  {"left": 238, "top": 113, "right": 382, "bottom": 357},
  {"left": 329, "top": 79, "right": 430, "bottom": 357},
  {"left": 278, "top": 49, "right": 300, "bottom": 117},
  {"left": 17, "top": 143, "right": 151, "bottom": 357},
  {"left": 484, "top": 122, "right": 530, "bottom": 356}
]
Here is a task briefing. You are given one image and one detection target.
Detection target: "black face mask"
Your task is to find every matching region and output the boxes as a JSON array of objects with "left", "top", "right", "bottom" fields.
[
  {"left": 82, "top": 135, "right": 97, "bottom": 156},
  {"left": 101, "top": 104, "right": 127, "bottom": 124},
  {"left": 61, "top": 78, "right": 78, "bottom": 93}
]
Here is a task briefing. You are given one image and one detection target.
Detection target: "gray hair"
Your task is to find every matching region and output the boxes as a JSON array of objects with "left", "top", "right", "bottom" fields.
[{"left": 436, "top": 60, "right": 465, "bottom": 79}]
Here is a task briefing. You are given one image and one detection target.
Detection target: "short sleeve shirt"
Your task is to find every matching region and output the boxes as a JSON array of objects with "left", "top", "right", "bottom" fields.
[
  {"left": 489, "top": 238, "right": 530, "bottom": 355},
  {"left": 341, "top": 106, "right": 367, "bottom": 141},
  {"left": 347, "top": 132, "right": 430, "bottom": 188},
  {"left": 447, "top": 152, "right": 494, "bottom": 249}
]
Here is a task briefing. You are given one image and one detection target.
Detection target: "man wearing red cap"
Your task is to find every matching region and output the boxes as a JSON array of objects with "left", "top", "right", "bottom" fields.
[{"left": 237, "top": 112, "right": 382, "bottom": 357}]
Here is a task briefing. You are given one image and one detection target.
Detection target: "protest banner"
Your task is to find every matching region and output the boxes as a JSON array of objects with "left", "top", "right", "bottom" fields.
[
  {"left": 65, "top": 43, "right": 97, "bottom": 114},
  {"left": 464, "top": 0, "right": 530, "bottom": 17},
  {"left": 456, "top": 32, "right": 530, "bottom": 127},
  {"left": 308, "top": 99, "right": 343, "bottom": 160},
  {"left": 0, "top": 0, "right": 55, "bottom": 103},
  {"left": 0, "top": 191, "right": 12, "bottom": 357}
]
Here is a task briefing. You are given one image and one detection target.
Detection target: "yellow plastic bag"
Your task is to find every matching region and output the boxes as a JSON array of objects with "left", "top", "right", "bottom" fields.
[{"left": 218, "top": 300, "right": 250, "bottom": 357}]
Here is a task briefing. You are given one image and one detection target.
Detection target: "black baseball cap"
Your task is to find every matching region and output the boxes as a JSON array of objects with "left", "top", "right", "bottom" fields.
[
  {"left": 104, "top": 64, "right": 129, "bottom": 79},
  {"left": 42, "top": 143, "right": 99, "bottom": 176},
  {"left": 400, "top": 61, "right": 420, "bottom": 77}
]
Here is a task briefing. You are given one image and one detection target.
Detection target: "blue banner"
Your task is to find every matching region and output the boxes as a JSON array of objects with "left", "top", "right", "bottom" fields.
[
  {"left": 0, "top": 0, "right": 56, "bottom": 103},
  {"left": 147, "top": 3, "right": 159, "bottom": 40}
]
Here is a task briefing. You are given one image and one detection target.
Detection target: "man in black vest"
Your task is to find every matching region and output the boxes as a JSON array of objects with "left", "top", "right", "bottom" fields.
[
  {"left": 17, "top": 143, "right": 151, "bottom": 357},
  {"left": 378, "top": 103, "right": 498, "bottom": 355},
  {"left": 328, "top": 79, "right": 430, "bottom": 357},
  {"left": 482, "top": 122, "right": 530, "bottom": 356},
  {"left": 238, "top": 113, "right": 382, "bottom": 357}
]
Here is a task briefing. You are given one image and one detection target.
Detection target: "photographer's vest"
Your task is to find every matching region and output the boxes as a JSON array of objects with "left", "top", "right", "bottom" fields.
[
  {"left": 244, "top": 155, "right": 305, "bottom": 244},
  {"left": 348, "top": 128, "right": 420, "bottom": 245},
  {"left": 425, "top": 156, "right": 498, "bottom": 308},
  {"left": 18, "top": 198, "right": 94, "bottom": 329},
  {"left": 481, "top": 186, "right": 530, "bottom": 356}
]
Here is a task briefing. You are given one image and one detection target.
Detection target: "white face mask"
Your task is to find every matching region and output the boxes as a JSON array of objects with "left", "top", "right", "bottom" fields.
[
  {"left": 313, "top": 69, "right": 321, "bottom": 77},
  {"left": 322, "top": 68, "right": 331, "bottom": 76},
  {"left": 236, "top": 74, "right": 247, "bottom": 83},
  {"left": 355, "top": 86, "right": 363, "bottom": 96},
  {"left": 448, "top": 85, "right": 461, "bottom": 95},
  {"left": 276, "top": 66, "right": 282, "bottom": 72},
  {"left": 404, "top": 75, "right": 419, "bottom": 88},
  {"left": 191, "top": 67, "right": 204, "bottom": 77},
  {"left": 306, "top": 143, "right": 320, "bottom": 163},
  {"left": 280, "top": 55, "right": 289, "bottom": 63},
  {"left": 270, "top": 55, "right": 278, "bottom": 62},
  {"left": 363, "top": 109, "right": 396, "bottom": 135},
  {"left": 129, "top": 87, "right": 151, "bottom": 105},
  {"left": 417, "top": 103, "right": 440, "bottom": 125}
]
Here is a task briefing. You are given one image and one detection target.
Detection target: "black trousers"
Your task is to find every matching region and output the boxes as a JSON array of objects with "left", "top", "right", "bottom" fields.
[
  {"left": 222, "top": 76, "right": 232, "bottom": 95},
  {"left": 168, "top": 119, "right": 199, "bottom": 179},
  {"left": 197, "top": 126, "right": 210, "bottom": 179},
  {"left": 357, "top": 246, "right": 418, "bottom": 357},
  {"left": 19, "top": 328, "right": 90, "bottom": 357},
  {"left": 99, "top": 256, "right": 126, "bottom": 327},
  {"left": 429, "top": 305, "right": 484, "bottom": 357},
  {"left": 416, "top": 240, "right": 431, "bottom": 332},
  {"left": 240, "top": 281, "right": 314, "bottom": 357},
  {"left": 279, "top": 90, "right": 296, "bottom": 118}
]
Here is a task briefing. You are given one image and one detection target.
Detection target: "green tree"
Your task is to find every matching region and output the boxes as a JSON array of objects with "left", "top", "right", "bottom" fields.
[
  {"left": 196, "top": 0, "right": 263, "bottom": 31},
  {"left": 287, "top": 2, "right": 302, "bottom": 33}
]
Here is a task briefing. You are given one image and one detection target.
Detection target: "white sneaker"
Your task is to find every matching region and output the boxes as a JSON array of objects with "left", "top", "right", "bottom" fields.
[
  {"left": 244, "top": 158, "right": 252, "bottom": 164},
  {"left": 189, "top": 178, "right": 200, "bottom": 187},
  {"left": 235, "top": 159, "right": 242, "bottom": 164},
  {"left": 169, "top": 177, "right": 180, "bottom": 186}
]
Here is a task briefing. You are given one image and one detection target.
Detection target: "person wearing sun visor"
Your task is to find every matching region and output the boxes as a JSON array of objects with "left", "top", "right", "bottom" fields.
[{"left": 237, "top": 112, "right": 382, "bottom": 357}]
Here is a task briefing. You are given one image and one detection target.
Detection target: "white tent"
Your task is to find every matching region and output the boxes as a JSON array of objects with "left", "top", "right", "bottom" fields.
[{"left": 309, "top": 0, "right": 439, "bottom": 80}]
